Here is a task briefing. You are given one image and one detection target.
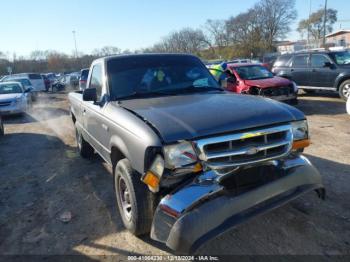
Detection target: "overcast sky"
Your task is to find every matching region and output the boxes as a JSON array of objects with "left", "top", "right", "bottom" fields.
[{"left": 1, "top": 0, "right": 349, "bottom": 57}]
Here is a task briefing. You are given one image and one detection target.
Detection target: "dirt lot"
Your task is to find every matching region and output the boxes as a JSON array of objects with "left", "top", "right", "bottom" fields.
[{"left": 0, "top": 90, "right": 349, "bottom": 259}]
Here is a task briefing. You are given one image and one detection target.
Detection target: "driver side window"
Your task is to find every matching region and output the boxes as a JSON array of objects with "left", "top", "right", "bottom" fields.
[{"left": 89, "top": 64, "right": 103, "bottom": 101}]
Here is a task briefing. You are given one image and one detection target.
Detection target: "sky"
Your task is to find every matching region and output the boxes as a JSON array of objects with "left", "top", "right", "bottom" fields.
[{"left": 1, "top": 0, "right": 349, "bottom": 57}]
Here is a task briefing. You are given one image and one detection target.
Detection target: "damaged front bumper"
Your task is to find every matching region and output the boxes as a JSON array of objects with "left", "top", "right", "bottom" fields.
[{"left": 150, "top": 155, "right": 325, "bottom": 254}]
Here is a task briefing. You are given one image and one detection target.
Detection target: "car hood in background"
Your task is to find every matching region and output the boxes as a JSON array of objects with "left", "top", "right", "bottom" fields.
[
  {"left": 244, "top": 76, "right": 291, "bottom": 89},
  {"left": 0, "top": 93, "right": 22, "bottom": 101},
  {"left": 118, "top": 92, "right": 304, "bottom": 143}
]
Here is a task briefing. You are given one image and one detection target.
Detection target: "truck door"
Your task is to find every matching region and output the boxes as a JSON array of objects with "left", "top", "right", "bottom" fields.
[
  {"left": 309, "top": 54, "right": 338, "bottom": 88},
  {"left": 289, "top": 54, "right": 311, "bottom": 86},
  {"left": 83, "top": 63, "right": 110, "bottom": 159}
]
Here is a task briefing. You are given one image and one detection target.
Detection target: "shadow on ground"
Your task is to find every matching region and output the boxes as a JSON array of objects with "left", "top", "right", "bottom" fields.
[{"left": 297, "top": 93, "right": 346, "bottom": 116}]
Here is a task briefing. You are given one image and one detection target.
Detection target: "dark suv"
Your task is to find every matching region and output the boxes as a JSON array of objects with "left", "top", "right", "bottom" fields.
[{"left": 272, "top": 49, "right": 350, "bottom": 100}]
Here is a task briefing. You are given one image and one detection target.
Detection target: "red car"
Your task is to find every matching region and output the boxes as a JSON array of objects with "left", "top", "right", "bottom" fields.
[{"left": 224, "top": 63, "right": 298, "bottom": 104}]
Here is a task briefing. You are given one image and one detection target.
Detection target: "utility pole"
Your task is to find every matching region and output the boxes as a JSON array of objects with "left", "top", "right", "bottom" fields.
[
  {"left": 323, "top": 0, "right": 328, "bottom": 47},
  {"left": 72, "top": 30, "right": 78, "bottom": 58},
  {"left": 307, "top": 0, "right": 312, "bottom": 47}
]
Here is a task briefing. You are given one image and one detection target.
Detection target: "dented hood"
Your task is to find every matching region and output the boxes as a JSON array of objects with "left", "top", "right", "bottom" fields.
[{"left": 119, "top": 92, "right": 304, "bottom": 143}]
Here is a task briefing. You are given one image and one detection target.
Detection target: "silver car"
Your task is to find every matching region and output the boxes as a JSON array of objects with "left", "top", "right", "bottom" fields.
[{"left": 0, "top": 82, "right": 30, "bottom": 115}]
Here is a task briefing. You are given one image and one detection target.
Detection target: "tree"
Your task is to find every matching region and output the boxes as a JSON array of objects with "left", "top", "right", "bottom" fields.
[
  {"left": 92, "top": 46, "right": 121, "bottom": 57},
  {"left": 151, "top": 28, "right": 210, "bottom": 55},
  {"left": 298, "top": 8, "right": 338, "bottom": 44},
  {"left": 223, "top": 0, "right": 297, "bottom": 57},
  {"left": 257, "top": 0, "right": 297, "bottom": 50},
  {"left": 205, "top": 19, "right": 229, "bottom": 48}
]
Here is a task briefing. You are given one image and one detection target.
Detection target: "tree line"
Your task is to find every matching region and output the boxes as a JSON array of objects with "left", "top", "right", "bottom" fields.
[{"left": 1, "top": 0, "right": 339, "bottom": 75}]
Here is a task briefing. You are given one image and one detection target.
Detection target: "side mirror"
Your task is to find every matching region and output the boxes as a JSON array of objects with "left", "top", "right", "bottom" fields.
[
  {"left": 83, "top": 88, "right": 97, "bottom": 101},
  {"left": 324, "top": 62, "right": 333, "bottom": 68},
  {"left": 24, "top": 87, "right": 33, "bottom": 93}
]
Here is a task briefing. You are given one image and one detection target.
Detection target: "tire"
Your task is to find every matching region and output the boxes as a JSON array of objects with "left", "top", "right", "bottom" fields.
[
  {"left": 339, "top": 80, "right": 350, "bottom": 101},
  {"left": 75, "top": 126, "right": 94, "bottom": 158},
  {"left": 114, "top": 158, "right": 155, "bottom": 236}
]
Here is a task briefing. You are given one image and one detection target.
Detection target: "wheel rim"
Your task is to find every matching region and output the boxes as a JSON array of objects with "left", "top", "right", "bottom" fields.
[
  {"left": 118, "top": 176, "right": 132, "bottom": 221},
  {"left": 343, "top": 84, "right": 350, "bottom": 98}
]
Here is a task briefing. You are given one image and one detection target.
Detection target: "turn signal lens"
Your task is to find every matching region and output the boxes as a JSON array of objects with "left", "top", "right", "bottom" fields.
[
  {"left": 292, "top": 139, "right": 311, "bottom": 150},
  {"left": 142, "top": 171, "right": 160, "bottom": 189},
  {"left": 193, "top": 163, "right": 203, "bottom": 173}
]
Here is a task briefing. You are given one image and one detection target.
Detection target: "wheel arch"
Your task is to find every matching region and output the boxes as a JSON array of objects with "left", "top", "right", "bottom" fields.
[{"left": 335, "top": 74, "right": 350, "bottom": 90}]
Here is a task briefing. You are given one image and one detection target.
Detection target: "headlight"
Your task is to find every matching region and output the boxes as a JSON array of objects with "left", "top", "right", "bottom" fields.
[
  {"left": 292, "top": 120, "right": 308, "bottom": 141},
  {"left": 291, "top": 120, "right": 310, "bottom": 150},
  {"left": 164, "top": 141, "right": 198, "bottom": 169}
]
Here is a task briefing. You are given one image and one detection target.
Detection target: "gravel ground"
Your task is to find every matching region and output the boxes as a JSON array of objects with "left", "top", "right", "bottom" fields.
[{"left": 0, "top": 90, "right": 349, "bottom": 260}]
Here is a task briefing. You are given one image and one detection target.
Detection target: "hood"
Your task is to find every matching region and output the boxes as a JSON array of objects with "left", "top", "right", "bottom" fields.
[
  {"left": 118, "top": 92, "right": 304, "bottom": 143},
  {"left": 244, "top": 76, "right": 291, "bottom": 89},
  {"left": 0, "top": 93, "right": 22, "bottom": 101}
]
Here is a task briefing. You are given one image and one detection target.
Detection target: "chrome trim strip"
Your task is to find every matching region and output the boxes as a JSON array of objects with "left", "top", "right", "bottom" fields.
[{"left": 205, "top": 140, "right": 290, "bottom": 160}]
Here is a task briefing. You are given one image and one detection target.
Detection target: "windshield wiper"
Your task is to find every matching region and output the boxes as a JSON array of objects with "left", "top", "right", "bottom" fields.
[
  {"left": 116, "top": 90, "right": 173, "bottom": 100},
  {"left": 174, "top": 85, "right": 224, "bottom": 94}
]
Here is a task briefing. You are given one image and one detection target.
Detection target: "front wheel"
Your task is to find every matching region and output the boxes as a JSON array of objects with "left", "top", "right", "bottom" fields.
[
  {"left": 339, "top": 80, "right": 350, "bottom": 101},
  {"left": 114, "top": 159, "right": 154, "bottom": 236}
]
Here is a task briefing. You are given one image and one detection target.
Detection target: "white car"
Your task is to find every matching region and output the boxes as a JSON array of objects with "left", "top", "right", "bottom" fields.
[
  {"left": 2, "top": 78, "right": 35, "bottom": 101},
  {"left": 2, "top": 73, "right": 45, "bottom": 92},
  {"left": 0, "top": 82, "right": 30, "bottom": 115}
]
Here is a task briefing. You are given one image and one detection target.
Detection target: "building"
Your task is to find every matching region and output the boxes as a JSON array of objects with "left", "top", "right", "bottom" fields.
[
  {"left": 276, "top": 41, "right": 307, "bottom": 54},
  {"left": 326, "top": 30, "right": 350, "bottom": 48}
]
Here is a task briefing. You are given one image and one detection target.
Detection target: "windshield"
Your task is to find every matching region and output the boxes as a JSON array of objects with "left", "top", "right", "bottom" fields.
[
  {"left": 331, "top": 51, "right": 350, "bottom": 65},
  {"left": 14, "top": 79, "right": 31, "bottom": 87},
  {"left": 234, "top": 65, "right": 274, "bottom": 80},
  {"left": 0, "top": 83, "right": 23, "bottom": 94},
  {"left": 107, "top": 55, "right": 220, "bottom": 100}
]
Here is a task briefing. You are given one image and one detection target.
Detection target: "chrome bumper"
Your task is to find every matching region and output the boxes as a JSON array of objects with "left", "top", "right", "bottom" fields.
[{"left": 150, "top": 155, "right": 324, "bottom": 253}]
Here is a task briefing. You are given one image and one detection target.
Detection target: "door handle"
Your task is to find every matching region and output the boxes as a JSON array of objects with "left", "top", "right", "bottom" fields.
[{"left": 290, "top": 69, "right": 294, "bottom": 72}]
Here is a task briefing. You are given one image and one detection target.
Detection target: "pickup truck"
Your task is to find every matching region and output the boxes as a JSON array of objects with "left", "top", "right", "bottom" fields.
[{"left": 69, "top": 54, "right": 325, "bottom": 254}]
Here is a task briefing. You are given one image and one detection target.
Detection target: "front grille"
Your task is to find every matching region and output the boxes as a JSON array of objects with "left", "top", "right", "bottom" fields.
[
  {"left": 194, "top": 125, "right": 293, "bottom": 169},
  {"left": 0, "top": 101, "right": 12, "bottom": 107},
  {"left": 261, "top": 86, "right": 293, "bottom": 97}
]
